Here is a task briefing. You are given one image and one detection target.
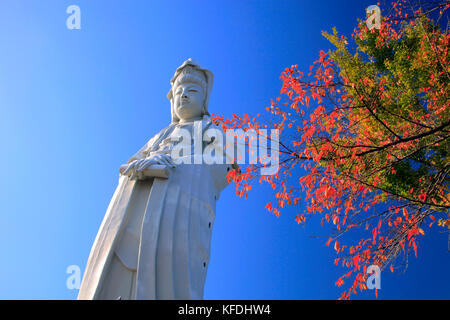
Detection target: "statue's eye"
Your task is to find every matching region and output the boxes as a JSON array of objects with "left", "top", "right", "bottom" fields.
[{"left": 189, "top": 89, "right": 198, "bottom": 92}]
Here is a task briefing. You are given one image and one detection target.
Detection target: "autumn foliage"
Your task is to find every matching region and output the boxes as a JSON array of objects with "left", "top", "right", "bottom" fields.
[{"left": 212, "top": 0, "right": 450, "bottom": 299}]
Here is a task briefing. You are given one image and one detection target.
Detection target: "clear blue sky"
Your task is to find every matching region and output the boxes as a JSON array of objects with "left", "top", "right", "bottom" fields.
[{"left": 0, "top": 0, "right": 448, "bottom": 300}]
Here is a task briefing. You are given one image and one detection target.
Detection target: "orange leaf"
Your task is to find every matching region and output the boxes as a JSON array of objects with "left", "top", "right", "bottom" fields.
[{"left": 334, "top": 240, "right": 340, "bottom": 251}]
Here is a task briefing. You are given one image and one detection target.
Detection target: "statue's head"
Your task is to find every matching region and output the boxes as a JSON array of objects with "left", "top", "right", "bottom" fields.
[{"left": 167, "top": 58, "right": 214, "bottom": 123}]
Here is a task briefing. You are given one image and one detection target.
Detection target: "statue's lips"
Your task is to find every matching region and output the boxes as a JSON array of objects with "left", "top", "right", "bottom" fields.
[{"left": 179, "top": 102, "right": 191, "bottom": 108}]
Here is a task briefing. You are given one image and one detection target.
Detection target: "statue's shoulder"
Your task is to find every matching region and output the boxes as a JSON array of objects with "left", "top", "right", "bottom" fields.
[
  {"left": 128, "top": 124, "right": 175, "bottom": 163},
  {"left": 146, "top": 124, "right": 177, "bottom": 150},
  {"left": 151, "top": 125, "right": 173, "bottom": 141}
]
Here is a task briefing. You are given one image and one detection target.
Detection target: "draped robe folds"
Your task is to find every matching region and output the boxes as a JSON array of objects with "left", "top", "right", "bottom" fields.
[{"left": 78, "top": 119, "right": 234, "bottom": 300}]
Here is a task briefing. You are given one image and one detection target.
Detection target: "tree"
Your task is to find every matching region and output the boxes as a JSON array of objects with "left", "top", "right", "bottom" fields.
[{"left": 212, "top": 0, "right": 450, "bottom": 299}]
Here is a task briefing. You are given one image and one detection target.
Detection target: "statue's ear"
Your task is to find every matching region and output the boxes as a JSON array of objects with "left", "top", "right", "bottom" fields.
[
  {"left": 169, "top": 95, "right": 180, "bottom": 123},
  {"left": 167, "top": 87, "right": 173, "bottom": 101},
  {"left": 202, "top": 90, "right": 211, "bottom": 117}
]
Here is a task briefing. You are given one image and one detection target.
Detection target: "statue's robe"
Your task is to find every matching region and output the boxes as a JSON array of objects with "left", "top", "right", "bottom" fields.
[{"left": 78, "top": 119, "right": 234, "bottom": 300}]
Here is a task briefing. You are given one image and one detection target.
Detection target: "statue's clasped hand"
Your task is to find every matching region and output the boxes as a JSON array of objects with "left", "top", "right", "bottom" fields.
[{"left": 122, "top": 154, "right": 176, "bottom": 180}]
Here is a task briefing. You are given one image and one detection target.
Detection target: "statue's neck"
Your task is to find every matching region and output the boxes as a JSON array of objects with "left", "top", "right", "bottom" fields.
[{"left": 178, "top": 116, "right": 203, "bottom": 124}]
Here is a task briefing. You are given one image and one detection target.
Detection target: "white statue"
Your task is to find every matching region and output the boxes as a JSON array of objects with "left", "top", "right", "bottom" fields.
[{"left": 78, "top": 59, "right": 235, "bottom": 300}]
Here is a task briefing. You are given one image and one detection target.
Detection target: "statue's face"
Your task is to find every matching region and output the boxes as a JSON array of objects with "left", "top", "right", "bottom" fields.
[{"left": 173, "top": 81, "right": 205, "bottom": 121}]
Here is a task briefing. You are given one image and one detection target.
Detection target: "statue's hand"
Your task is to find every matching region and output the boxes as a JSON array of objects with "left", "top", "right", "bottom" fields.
[
  {"left": 121, "top": 159, "right": 146, "bottom": 180},
  {"left": 122, "top": 154, "right": 176, "bottom": 180},
  {"left": 142, "top": 154, "right": 177, "bottom": 169}
]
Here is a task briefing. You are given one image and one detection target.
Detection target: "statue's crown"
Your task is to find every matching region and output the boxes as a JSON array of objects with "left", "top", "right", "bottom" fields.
[{"left": 173, "top": 64, "right": 207, "bottom": 91}]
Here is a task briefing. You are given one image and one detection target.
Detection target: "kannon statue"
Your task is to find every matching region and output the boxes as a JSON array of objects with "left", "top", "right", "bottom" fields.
[{"left": 78, "top": 59, "right": 235, "bottom": 300}]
